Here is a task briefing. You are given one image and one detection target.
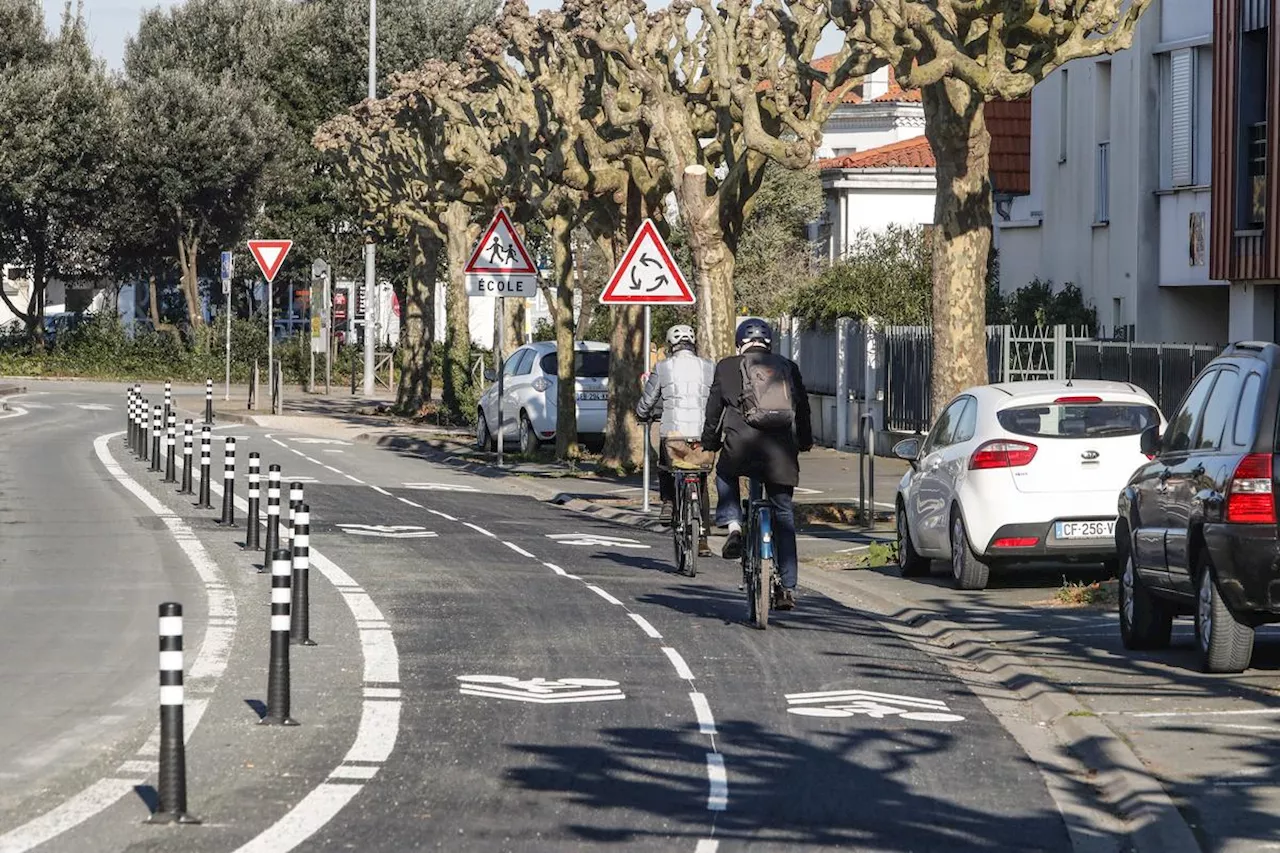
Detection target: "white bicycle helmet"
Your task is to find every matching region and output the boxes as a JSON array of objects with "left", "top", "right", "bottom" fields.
[{"left": 666, "top": 324, "right": 696, "bottom": 347}]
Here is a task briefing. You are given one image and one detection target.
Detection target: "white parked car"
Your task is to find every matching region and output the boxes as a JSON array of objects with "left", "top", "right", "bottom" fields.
[
  {"left": 893, "top": 380, "right": 1164, "bottom": 590},
  {"left": 477, "top": 341, "right": 610, "bottom": 454}
]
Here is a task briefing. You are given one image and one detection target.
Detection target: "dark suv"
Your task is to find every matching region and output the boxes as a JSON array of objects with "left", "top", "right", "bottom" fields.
[{"left": 1117, "top": 341, "right": 1280, "bottom": 673}]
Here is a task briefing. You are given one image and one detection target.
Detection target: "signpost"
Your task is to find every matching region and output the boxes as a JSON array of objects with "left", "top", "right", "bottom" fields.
[
  {"left": 220, "top": 251, "right": 234, "bottom": 401},
  {"left": 248, "top": 240, "right": 293, "bottom": 408},
  {"left": 600, "top": 219, "right": 695, "bottom": 514},
  {"left": 465, "top": 209, "right": 537, "bottom": 468}
]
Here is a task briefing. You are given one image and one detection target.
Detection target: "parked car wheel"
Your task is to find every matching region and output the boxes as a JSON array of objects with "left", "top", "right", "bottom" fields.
[
  {"left": 1118, "top": 551, "right": 1172, "bottom": 650},
  {"left": 518, "top": 412, "right": 540, "bottom": 456},
  {"left": 1196, "top": 556, "right": 1254, "bottom": 674},
  {"left": 897, "top": 504, "right": 930, "bottom": 577},
  {"left": 949, "top": 509, "right": 990, "bottom": 590},
  {"left": 476, "top": 412, "right": 495, "bottom": 451}
]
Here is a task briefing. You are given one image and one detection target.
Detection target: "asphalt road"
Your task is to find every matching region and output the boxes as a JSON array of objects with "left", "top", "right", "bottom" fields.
[{"left": 0, "top": 380, "right": 1073, "bottom": 852}]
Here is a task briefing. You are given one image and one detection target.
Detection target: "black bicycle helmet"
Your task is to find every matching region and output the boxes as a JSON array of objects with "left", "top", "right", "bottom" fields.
[{"left": 735, "top": 318, "right": 772, "bottom": 349}]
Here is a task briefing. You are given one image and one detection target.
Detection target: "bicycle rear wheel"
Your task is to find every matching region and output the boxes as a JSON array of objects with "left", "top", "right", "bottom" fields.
[{"left": 685, "top": 504, "right": 699, "bottom": 578}]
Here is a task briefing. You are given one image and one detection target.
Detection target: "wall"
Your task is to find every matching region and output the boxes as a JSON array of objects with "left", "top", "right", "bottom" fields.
[
  {"left": 817, "top": 104, "right": 925, "bottom": 158},
  {"left": 825, "top": 171, "right": 937, "bottom": 257}
]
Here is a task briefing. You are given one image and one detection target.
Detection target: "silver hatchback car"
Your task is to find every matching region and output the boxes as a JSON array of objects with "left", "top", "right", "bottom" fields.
[{"left": 477, "top": 341, "right": 610, "bottom": 454}]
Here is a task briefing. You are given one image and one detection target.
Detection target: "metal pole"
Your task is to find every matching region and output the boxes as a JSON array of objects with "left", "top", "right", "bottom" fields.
[
  {"left": 495, "top": 296, "right": 504, "bottom": 468},
  {"left": 362, "top": 0, "right": 377, "bottom": 398},
  {"left": 267, "top": 278, "right": 274, "bottom": 399},
  {"left": 224, "top": 282, "right": 231, "bottom": 401},
  {"left": 324, "top": 272, "right": 331, "bottom": 395},
  {"left": 642, "top": 304, "right": 651, "bottom": 514}
]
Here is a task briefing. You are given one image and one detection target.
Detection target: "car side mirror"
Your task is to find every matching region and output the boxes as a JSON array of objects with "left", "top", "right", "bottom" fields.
[
  {"left": 893, "top": 437, "right": 922, "bottom": 469},
  {"left": 483, "top": 368, "right": 497, "bottom": 383},
  {"left": 1139, "top": 425, "right": 1161, "bottom": 457}
]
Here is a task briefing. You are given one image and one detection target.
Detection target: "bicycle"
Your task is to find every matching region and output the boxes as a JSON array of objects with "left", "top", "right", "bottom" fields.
[
  {"left": 741, "top": 485, "right": 780, "bottom": 629},
  {"left": 661, "top": 440, "right": 714, "bottom": 578}
]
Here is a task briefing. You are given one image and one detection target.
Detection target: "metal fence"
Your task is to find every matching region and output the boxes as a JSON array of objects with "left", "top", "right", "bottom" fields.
[
  {"left": 1071, "top": 341, "right": 1222, "bottom": 412},
  {"left": 879, "top": 325, "right": 1005, "bottom": 433},
  {"left": 796, "top": 324, "right": 840, "bottom": 395}
]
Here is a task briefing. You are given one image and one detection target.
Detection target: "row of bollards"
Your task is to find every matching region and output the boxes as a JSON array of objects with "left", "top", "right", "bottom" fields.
[{"left": 124, "top": 381, "right": 318, "bottom": 825}]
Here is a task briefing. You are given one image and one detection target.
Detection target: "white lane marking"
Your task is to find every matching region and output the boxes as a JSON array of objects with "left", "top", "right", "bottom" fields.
[
  {"left": 705, "top": 753, "right": 728, "bottom": 811},
  {"left": 464, "top": 522, "right": 495, "bottom": 538},
  {"left": 429, "top": 509, "right": 458, "bottom": 522},
  {"left": 364, "top": 687, "right": 401, "bottom": 699},
  {"left": 323, "top": 465, "right": 343, "bottom": 474},
  {"left": 0, "top": 404, "right": 29, "bottom": 420},
  {"left": 785, "top": 689, "right": 965, "bottom": 722},
  {"left": 369, "top": 485, "right": 392, "bottom": 497},
  {"left": 76, "top": 404, "right": 112, "bottom": 411},
  {"left": 695, "top": 841, "right": 720, "bottom": 853},
  {"left": 690, "top": 693, "right": 717, "bottom": 734},
  {"left": 398, "top": 498, "right": 423, "bottom": 508},
  {"left": 1116, "top": 708, "right": 1280, "bottom": 719},
  {"left": 289, "top": 438, "right": 351, "bottom": 445},
  {"left": 359, "top": 629, "right": 400, "bottom": 684},
  {"left": 503, "top": 541, "right": 537, "bottom": 559},
  {"left": 321, "top": 450, "right": 344, "bottom": 454},
  {"left": 343, "top": 701, "right": 402, "bottom": 763},
  {"left": 329, "top": 765, "right": 379, "bottom": 780},
  {"left": 662, "top": 647, "right": 695, "bottom": 681},
  {"left": 457, "top": 676, "right": 625, "bottom": 704},
  {"left": 0, "top": 434, "right": 239, "bottom": 853},
  {"left": 628, "top": 613, "right": 662, "bottom": 639},
  {"left": 232, "top": 784, "right": 363, "bottom": 853},
  {"left": 587, "top": 585, "right": 623, "bottom": 606},
  {"left": 336, "top": 524, "right": 437, "bottom": 539},
  {"left": 290, "top": 448, "right": 306, "bottom": 457},
  {"left": 403, "top": 482, "right": 480, "bottom": 492},
  {"left": 344, "top": 474, "right": 366, "bottom": 484}
]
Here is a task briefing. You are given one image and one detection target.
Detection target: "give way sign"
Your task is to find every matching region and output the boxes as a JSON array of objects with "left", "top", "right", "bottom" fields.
[
  {"left": 247, "top": 240, "right": 293, "bottom": 282},
  {"left": 599, "top": 219, "right": 694, "bottom": 305}
]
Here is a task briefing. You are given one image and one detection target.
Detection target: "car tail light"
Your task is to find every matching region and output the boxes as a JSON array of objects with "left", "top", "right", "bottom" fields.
[
  {"left": 1226, "top": 453, "right": 1275, "bottom": 524},
  {"left": 992, "top": 537, "right": 1039, "bottom": 548},
  {"left": 1054, "top": 395, "right": 1102, "bottom": 404},
  {"left": 969, "top": 440, "right": 1038, "bottom": 470},
  {"left": 532, "top": 377, "right": 552, "bottom": 392}
]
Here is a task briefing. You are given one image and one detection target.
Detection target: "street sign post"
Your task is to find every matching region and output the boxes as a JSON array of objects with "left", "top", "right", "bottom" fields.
[
  {"left": 465, "top": 209, "right": 536, "bottom": 468},
  {"left": 248, "top": 240, "right": 293, "bottom": 410},
  {"left": 600, "top": 219, "right": 695, "bottom": 514},
  {"left": 221, "top": 251, "right": 234, "bottom": 401}
]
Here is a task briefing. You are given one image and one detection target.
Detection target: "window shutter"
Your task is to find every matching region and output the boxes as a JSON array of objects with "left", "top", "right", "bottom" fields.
[{"left": 1170, "top": 48, "right": 1195, "bottom": 186}]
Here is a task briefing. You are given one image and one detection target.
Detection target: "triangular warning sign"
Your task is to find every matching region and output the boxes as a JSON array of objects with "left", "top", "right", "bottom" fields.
[
  {"left": 464, "top": 210, "right": 537, "bottom": 275},
  {"left": 247, "top": 240, "right": 293, "bottom": 283},
  {"left": 600, "top": 220, "right": 694, "bottom": 304}
]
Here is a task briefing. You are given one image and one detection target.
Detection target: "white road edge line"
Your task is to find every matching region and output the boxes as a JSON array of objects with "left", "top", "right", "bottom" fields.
[
  {"left": 587, "top": 585, "right": 623, "bottom": 606},
  {"left": 503, "top": 541, "right": 537, "bottom": 559},
  {"left": 689, "top": 693, "right": 717, "bottom": 735},
  {"left": 628, "top": 613, "right": 662, "bottom": 639},
  {"left": 370, "top": 486, "right": 392, "bottom": 497},
  {"left": 662, "top": 647, "right": 696, "bottom": 681},
  {"left": 464, "top": 522, "right": 495, "bottom": 538},
  {"left": 705, "top": 753, "right": 728, "bottom": 811},
  {"left": 398, "top": 498, "right": 423, "bottom": 508},
  {"left": 0, "top": 433, "right": 238, "bottom": 853}
]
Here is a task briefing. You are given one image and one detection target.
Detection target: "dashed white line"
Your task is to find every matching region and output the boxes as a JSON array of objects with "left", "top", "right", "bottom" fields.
[
  {"left": 628, "top": 613, "right": 663, "bottom": 639},
  {"left": 504, "top": 541, "right": 537, "bottom": 559},
  {"left": 695, "top": 841, "right": 720, "bottom": 853},
  {"left": 233, "top": 785, "right": 363, "bottom": 853},
  {"left": 464, "top": 522, "right": 495, "bottom": 538},
  {"left": 324, "top": 465, "right": 343, "bottom": 474},
  {"left": 587, "top": 585, "right": 623, "bottom": 606},
  {"left": 290, "top": 448, "right": 306, "bottom": 456},
  {"left": 370, "top": 486, "right": 392, "bottom": 497},
  {"left": 398, "top": 497, "right": 423, "bottom": 508},
  {"left": 690, "top": 693, "right": 717, "bottom": 734},
  {"left": 662, "top": 647, "right": 696, "bottom": 681},
  {"left": 430, "top": 509, "right": 458, "bottom": 521},
  {"left": 705, "top": 753, "right": 728, "bottom": 811},
  {"left": 344, "top": 474, "right": 366, "bottom": 484}
]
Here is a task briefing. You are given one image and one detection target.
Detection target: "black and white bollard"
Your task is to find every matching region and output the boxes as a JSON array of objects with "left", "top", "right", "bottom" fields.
[
  {"left": 196, "top": 428, "right": 213, "bottom": 509},
  {"left": 286, "top": 482, "right": 304, "bottom": 546},
  {"left": 179, "top": 421, "right": 194, "bottom": 495},
  {"left": 245, "top": 453, "right": 261, "bottom": 550},
  {"left": 262, "top": 466, "right": 282, "bottom": 570},
  {"left": 151, "top": 406, "right": 163, "bottom": 473},
  {"left": 164, "top": 412, "right": 177, "bottom": 483},
  {"left": 204, "top": 379, "right": 214, "bottom": 425},
  {"left": 146, "top": 602, "right": 200, "bottom": 824},
  {"left": 262, "top": 549, "right": 298, "bottom": 726},
  {"left": 218, "top": 438, "right": 236, "bottom": 525},
  {"left": 163, "top": 380, "right": 173, "bottom": 429},
  {"left": 139, "top": 399, "right": 150, "bottom": 462},
  {"left": 126, "top": 388, "right": 135, "bottom": 448},
  {"left": 290, "top": 505, "right": 316, "bottom": 646}
]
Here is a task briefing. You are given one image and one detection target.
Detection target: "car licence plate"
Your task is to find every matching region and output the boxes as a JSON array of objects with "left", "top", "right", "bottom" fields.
[
  {"left": 576, "top": 391, "right": 607, "bottom": 401},
  {"left": 1054, "top": 520, "right": 1115, "bottom": 540}
]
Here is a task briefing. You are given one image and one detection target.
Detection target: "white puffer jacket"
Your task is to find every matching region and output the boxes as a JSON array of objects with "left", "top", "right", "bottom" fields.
[{"left": 635, "top": 349, "right": 715, "bottom": 438}]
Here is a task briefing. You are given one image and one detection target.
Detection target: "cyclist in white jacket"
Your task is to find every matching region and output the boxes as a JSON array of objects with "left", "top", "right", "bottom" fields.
[{"left": 636, "top": 325, "right": 715, "bottom": 555}]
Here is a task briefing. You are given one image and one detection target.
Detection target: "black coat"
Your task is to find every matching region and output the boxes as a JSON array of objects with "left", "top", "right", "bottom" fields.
[{"left": 700, "top": 350, "right": 812, "bottom": 486}]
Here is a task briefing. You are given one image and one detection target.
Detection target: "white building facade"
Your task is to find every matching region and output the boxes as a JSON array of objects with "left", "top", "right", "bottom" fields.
[{"left": 995, "top": 0, "right": 1228, "bottom": 344}]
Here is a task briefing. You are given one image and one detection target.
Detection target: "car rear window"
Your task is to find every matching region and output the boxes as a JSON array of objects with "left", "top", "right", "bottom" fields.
[
  {"left": 997, "top": 402, "right": 1159, "bottom": 438},
  {"left": 540, "top": 351, "right": 611, "bottom": 378}
]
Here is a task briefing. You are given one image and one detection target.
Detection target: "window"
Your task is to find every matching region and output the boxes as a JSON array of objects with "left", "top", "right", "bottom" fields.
[
  {"left": 503, "top": 349, "right": 529, "bottom": 376},
  {"left": 1194, "top": 369, "right": 1240, "bottom": 450},
  {"left": 1095, "top": 141, "right": 1110, "bottom": 223},
  {"left": 923, "top": 397, "right": 968, "bottom": 452},
  {"left": 1247, "top": 121, "right": 1268, "bottom": 227},
  {"left": 1058, "top": 69, "right": 1070, "bottom": 163},
  {"left": 1232, "top": 373, "right": 1263, "bottom": 447},
  {"left": 952, "top": 398, "right": 978, "bottom": 444},
  {"left": 1163, "top": 370, "right": 1217, "bottom": 453},
  {"left": 514, "top": 349, "right": 537, "bottom": 376},
  {"left": 539, "top": 350, "right": 611, "bottom": 378},
  {"left": 998, "top": 403, "right": 1159, "bottom": 438},
  {"left": 1159, "top": 47, "right": 1212, "bottom": 188},
  {"left": 1236, "top": 26, "right": 1269, "bottom": 229}
]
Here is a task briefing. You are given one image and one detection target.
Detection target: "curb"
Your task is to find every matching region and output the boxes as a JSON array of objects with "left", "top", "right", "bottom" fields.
[{"left": 799, "top": 571, "right": 1201, "bottom": 853}]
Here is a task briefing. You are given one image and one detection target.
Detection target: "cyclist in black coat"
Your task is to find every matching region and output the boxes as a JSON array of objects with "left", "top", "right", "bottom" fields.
[{"left": 701, "top": 319, "right": 812, "bottom": 609}]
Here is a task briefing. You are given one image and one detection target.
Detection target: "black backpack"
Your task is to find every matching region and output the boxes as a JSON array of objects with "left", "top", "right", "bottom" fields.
[{"left": 738, "top": 352, "right": 795, "bottom": 432}]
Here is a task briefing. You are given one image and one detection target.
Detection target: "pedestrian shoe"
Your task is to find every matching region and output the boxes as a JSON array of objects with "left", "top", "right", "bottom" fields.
[
  {"left": 775, "top": 588, "right": 796, "bottom": 611},
  {"left": 659, "top": 501, "right": 674, "bottom": 526},
  {"left": 698, "top": 537, "right": 713, "bottom": 557},
  {"left": 722, "top": 530, "right": 743, "bottom": 560}
]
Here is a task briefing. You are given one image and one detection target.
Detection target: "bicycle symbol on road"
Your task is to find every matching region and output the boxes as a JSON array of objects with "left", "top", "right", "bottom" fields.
[
  {"left": 786, "top": 688, "right": 965, "bottom": 722},
  {"left": 546, "top": 533, "right": 651, "bottom": 549},
  {"left": 457, "top": 675, "right": 625, "bottom": 704}
]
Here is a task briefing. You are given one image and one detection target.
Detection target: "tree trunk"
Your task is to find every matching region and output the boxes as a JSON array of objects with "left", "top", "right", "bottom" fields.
[
  {"left": 680, "top": 166, "right": 735, "bottom": 361},
  {"left": 551, "top": 211, "right": 579, "bottom": 461},
  {"left": 441, "top": 200, "right": 477, "bottom": 421},
  {"left": 923, "top": 80, "right": 992, "bottom": 415},
  {"left": 395, "top": 225, "right": 440, "bottom": 415},
  {"left": 147, "top": 274, "right": 161, "bottom": 327},
  {"left": 29, "top": 251, "right": 47, "bottom": 350},
  {"left": 176, "top": 235, "right": 204, "bottom": 331},
  {"left": 503, "top": 297, "right": 525, "bottom": 349},
  {"left": 601, "top": 183, "right": 646, "bottom": 472}
]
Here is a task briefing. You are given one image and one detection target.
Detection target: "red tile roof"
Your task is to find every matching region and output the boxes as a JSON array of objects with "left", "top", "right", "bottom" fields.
[
  {"left": 808, "top": 55, "right": 919, "bottom": 105},
  {"left": 985, "top": 98, "right": 1031, "bottom": 195},
  {"left": 817, "top": 135, "right": 935, "bottom": 171}
]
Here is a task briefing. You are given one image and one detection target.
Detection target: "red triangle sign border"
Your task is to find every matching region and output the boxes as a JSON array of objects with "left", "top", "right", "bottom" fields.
[
  {"left": 599, "top": 219, "right": 695, "bottom": 304},
  {"left": 247, "top": 239, "right": 293, "bottom": 283},
  {"left": 464, "top": 209, "right": 538, "bottom": 276}
]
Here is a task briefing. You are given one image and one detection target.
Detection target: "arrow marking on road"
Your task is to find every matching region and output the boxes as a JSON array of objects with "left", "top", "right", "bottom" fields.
[
  {"left": 546, "top": 533, "right": 651, "bottom": 549},
  {"left": 456, "top": 676, "right": 624, "bottom": 704},
  {"left": 336, "top": 524, "right": 438, "bottom": 539},
  {"left": 403, "top": 482, "right": 480, "bottom": 492},
  {"left": 785, "top": 688, "right": 965, "bottom": 722},
  {"left": 290, "top": 437, "right": 351, "bottom": 445},
  {"left": 76, "top": 404, "right": 113, "bottom": 411}
]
